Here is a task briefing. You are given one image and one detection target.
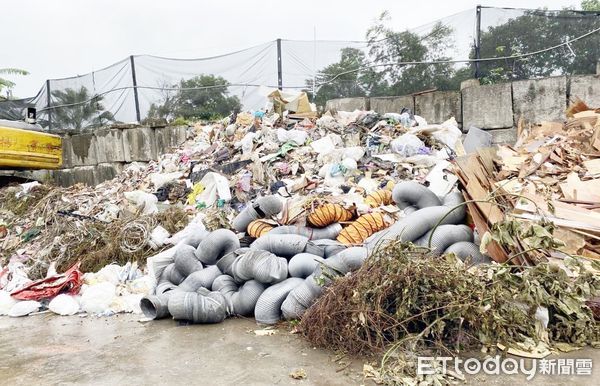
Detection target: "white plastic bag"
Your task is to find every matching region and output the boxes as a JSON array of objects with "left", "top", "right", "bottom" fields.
[
  {"left": 8, "top": 300, "right": 40, "bottom": 317},
  {"left": 124, "top": 190, "right": 158, "bottom": 215},
  {"left": 80, "top": 282, "right": 116, "bottom": 314},
  {"left": 276, "top": 128, "right": 308, "bottom": 146},
  {"left": 149, "top": 172, "right": 183, "bottom": 189},
  {"left": 390, "top": 134, "right": 425, "bottom": 157},
  {"left": 49, "top": 294, "right": 80, "bottom": 316},
  {"left": 0, "top": 290, "right": 17, "bottom": 315},
  {"left": 195, "top": 172, "right": 231, "bottom": 206},
  {"left": 149, "top": 226, "right": 170, "bottom": 249}
]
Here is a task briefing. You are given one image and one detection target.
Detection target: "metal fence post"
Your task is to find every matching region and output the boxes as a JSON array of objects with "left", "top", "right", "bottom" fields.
[
  {"left": 475, "top": 5, "right": 482, "bottom": 79},
  {"left": 277, "top": 39, "right": 283, "bottom": 90},
  {"left": 130, "top": 55, "right": 141, "bottom": 122},
  {"left": 46, "top": 79, "right": 52, "bottom": 131}
]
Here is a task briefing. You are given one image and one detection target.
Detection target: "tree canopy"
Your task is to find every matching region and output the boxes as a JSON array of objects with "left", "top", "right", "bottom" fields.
[
  {"left": 0, "top": 68, "right": 29, "bottom": 100},
  {"left": 147, "top": 74, "right": 241, "bottom": 121},
  {"left": 308, "top": 3, "right": 600, "bottom": 105},
  {"left": 48, "top": 87, "right": 114, "bottom": 130}
]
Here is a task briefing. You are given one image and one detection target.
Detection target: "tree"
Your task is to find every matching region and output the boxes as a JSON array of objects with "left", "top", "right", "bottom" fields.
[
  {"left": 307, "top": 11, "right": 470, "bottom": 106},
  {"left": 474, "top": 5, "right": 600, "bottom": 83},
  {"left": 366, "top": 12, "right": 466, "bottom": 95},
  {"left": 147, "top": 74, "right": 241, "bottom": 121},
  {"left": 581, "top": 0, "right": 600, "bottom": 11},
  {"left": 305, "top": 48, "right": 388, "bottom": 106},
  {"left": 48, "top": 87, "right": 114, "bottom": 130},
  {"left": 0, "top": 68, "right": 29, "bottom": 99}
]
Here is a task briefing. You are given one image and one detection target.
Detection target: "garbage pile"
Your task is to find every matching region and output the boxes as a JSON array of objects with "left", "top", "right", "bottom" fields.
[
  {"left": 454, "top": 99, "right": 600, "bottom": 266},
  {"left": 0, "top": 108, "right": 467, "bottom": 318},
  {"left": 298, "top": 100, "right": 600, "bottom": 383}
]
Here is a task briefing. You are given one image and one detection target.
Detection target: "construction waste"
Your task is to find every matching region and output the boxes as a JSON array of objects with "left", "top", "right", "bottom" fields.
[{"left": 1, "top": 99, "right": 599, "bottom": 381}]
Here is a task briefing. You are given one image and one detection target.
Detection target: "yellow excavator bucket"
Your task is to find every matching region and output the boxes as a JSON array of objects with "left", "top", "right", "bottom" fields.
[{"left": 0, "top": 121, "right": 62, "bottom": 169}]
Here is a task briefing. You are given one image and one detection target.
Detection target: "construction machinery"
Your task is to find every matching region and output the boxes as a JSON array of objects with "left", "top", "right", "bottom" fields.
[{"left": 0, "top": 119, "right": 62, "bottom": 169}]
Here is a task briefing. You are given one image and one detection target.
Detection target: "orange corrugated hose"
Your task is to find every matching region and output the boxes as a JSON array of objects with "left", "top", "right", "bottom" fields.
[
  {"left": 364, "top": 189, "right": 393, "bottom": 208},
  {"left": 336, "top": 212, "right": 387, "bottom": 245},
  {"left": 247, "top": 219, "right": 274, "bottom": 238},
  {"left": 307, "top": 203, "right": 354, "bottom": 228}
]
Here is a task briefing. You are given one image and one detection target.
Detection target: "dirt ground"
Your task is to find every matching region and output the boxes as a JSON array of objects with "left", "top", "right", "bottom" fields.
[{"left": 0, "top": 313, "right": 598, "bottom": 385}]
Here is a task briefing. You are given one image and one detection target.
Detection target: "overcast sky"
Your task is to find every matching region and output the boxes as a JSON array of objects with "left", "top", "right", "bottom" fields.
[{"left": 1, "top": 0, "right": 581, "bottom": 97}]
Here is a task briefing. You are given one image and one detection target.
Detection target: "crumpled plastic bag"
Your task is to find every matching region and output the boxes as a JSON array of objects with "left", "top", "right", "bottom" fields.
[
  {"left": 16, "top": 181, "right": 41, "bottom": 198},
  {"left": 124, "top": 190, "right": 158, "bottom": 215},
  {"left": 49, "top": 294, "right": 80, "bottom": 316},
  {"left": 0, "top": 262, "right": 31, "bottom": 293},
  {"left": 8, "top": 300, "right": 40, "bottom": 317},
  {"left": 149, "top": 226, "right": 170, "bottom": 249},
  {"left": 80, "top": 282, "right": 116, "bottom": 314},
  {"left": 0, "top": 290, "right": 17, "bottom": 315},
  {"left": 276, "top": 128, "right": 308, "bottom": 146},
  {"left": 236, "top": 132, "right": 257, "bottom": 155},
  {"left": 11, "top": 263, "right": 82, "bottom": 301},
  {"left": 391, "top": 133, "right": 426, "bottom": 157},
  {"left": 149, "top": 171, "right": 183, "bottom": 189},
  {"left": 165, "top": 215, "right": 207, "bottom": 245},
  {"left": 193, "top": 172, "right": 231, "bottom": 206},
  {"left": 409, "top": 117, "right": 462, "bottom": 151}
]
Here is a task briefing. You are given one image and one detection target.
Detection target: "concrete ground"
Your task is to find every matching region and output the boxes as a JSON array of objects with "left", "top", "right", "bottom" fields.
[{"left": 0, "top": 313, "right": 598, "bottom": 385}]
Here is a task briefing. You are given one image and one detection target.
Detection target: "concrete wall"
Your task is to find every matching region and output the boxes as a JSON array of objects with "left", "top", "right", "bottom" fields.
[
  {"left": 325, "top": 97, "right": 369, "bottom": 111},
  {"left": 370, "top": 96, "right": 414, "bottom": 115},
  {"left": 52, "top": 125, "right": 189, "bottom": 187},
  {"left": 415, "top": 91, "right": 462, "bottom": 126},
  {"left": 570, "top": 75, "right": 600, "bottom": 108},
  {"left": 326, "top": 71, "right": 600, "bottom": 145}
]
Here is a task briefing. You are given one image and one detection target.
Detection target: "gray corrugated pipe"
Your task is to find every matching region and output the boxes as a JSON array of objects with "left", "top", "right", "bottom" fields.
[
  {"left": 162, "top": 263, "right": 185, "bottom": 285},
  {"left": 230, "top": 249, "right": 288, "bottom": 284},
  {"left": 167, "top": 289, "right": 227, "bottom": 324},
  {"left": 366, "top": 192, "right": 466, "bottom": 251},
  {"left": 255, "top": 277, "right": 304, "bottom": 324},
  {"left": 311, "top": 239, "right": 347, "bottom": 257},
  {"left": 250, "top": 234, "right": 325, "bottom": 258},
  {"left": 195, "top": 229, "right": 240, "bottom": 265},
  {"left": 281, "top": 274, "right": 322, "bottom": 320},
  {"left": 212, "top": 275, "right": 266, "bottom": 316},
  {"left": 281, "top": 247, "right": 368, "bottom": 320},
  {"left": 445, "top": 241, "right": 491, "bottom": 265},
  {"left": 140, "top": 292, "right": 173, "bottom": 320},
  {"left": 392, "top": 181, "right": 442, "bottom": 210},
  {"left": 177, "top": 265, "right": 222, "bottom": 292},
  {"left": 415, "top": 225, "right": 473, "bottom": 255},
  {"left": 314, "top": 247, "right": 368, "bottom": 279},
  {"left": 155, "top": 276, "right": 177, "bottom": 295},
  {"left": 232, "top": 196, "right": 283, "bottom": 232},
  {"left": 182, "top": 229, "right": 210, "bottom": 248},
  {"left": 267, "top": 223, "right": 342, "bottom": 240},
  {"left": 288, "top": 253, "right": 325, "bottom": 278},
  {"left": 174, "top": 245, "right": 204, "bottom": 277}
]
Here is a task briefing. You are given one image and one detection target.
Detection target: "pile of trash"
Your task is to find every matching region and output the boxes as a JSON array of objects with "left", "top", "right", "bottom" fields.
[
  {"left": 454, "top": 98, "right": 600, "bottom": 266},
  {"left": 0, "top": 108, "right": 466, "bottom": 318}
]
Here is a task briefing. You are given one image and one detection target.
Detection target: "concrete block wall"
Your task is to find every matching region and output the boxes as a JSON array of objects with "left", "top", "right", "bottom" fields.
[
  {"left": 512, "top": 76, "right": 567, "bottom": 124},
  {"left": 325, "top": 97, "right": 369, "bottom": 111},
  {"left": 326, "top": 71, "right": 600, "bottom": 146},
  {"left": 370, "top": 96, "right": 414, "bottom": 114},
  {"left": 415, "top": 91, "right": 462, "bottom": 126},
  {"left": 53, "top": 125, "right": 188, "bottom": 187}
]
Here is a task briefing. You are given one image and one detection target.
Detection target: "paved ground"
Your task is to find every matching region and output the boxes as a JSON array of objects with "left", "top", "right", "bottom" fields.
[{"left": 0, "top": 313, "right": 599, "bottom": 385}]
